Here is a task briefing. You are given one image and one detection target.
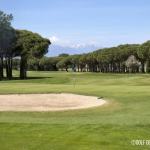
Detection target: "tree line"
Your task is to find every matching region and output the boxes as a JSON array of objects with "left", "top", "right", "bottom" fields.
[
  {"left": 0, "top": 10, "right": 51, "bottom": 80},
  {"left": 1, "top": 10, "right": 150, "bottom": 79},
  {"left": 11, "top": 41, "right": 150, "bottom": 74}
]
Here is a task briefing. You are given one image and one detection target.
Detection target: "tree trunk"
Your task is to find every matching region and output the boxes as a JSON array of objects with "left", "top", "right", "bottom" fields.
[
  {"left": 95, "top": 65, "right": 97, "bottom": 72},
  {"left": 65, "top": 67, "right": 68, "bottom": 72},
  {"left": 112, "top": 63, "right": 115, "bottom": 73},
  {"left": 81, "top": 66, "right": 83, "bottom": 72},
  {"left": 122, "top": 65, "right": 125, "bottom": 73},
  {"left": 8, "top": 58, "right": 10, "bottom": 79},
  {"left": 89, "top": 64, "right": 91, "bottom": 72},
  {"left": 0, "top": 57, "right": 2, "bottom": 81},
  {"left": 136, "top": 67, "right": 139, "bottom": 73},
  {"left": 11, "top": 58, "right": 12, "bottom": 77},
  {"left": 20, "top": 56, "right": 27, "bottom": 79},
  {"left": 118, "top": 62, "right": 121, "bottom": 73},
  {"left": 141, "top": 61, "right": 145, "bottom": 73},
  {"left": 146, "top": 59, "right": 150, "bottom": 73},
  {"left": 86, "top": 64, "right": 88, "bottom": 72},
  {"left": 92, "top": 64, "right": 94, "bottom": 72},
  {"left": 105, "top": 64, "right": 108, "bottom": 73},
  {"left": 8, "top": 57, "right": 12, "bottom": 80},
  {"left": 110, "top": 63, "right": 113, "bottom": 73},
  {"left": 20, "top": 57, "right": 24, "bottom": 79},
  {"left": 126, "top": 67, "right": 129, "bottom": 73},
  {"left": 1, "top": 55, "right": 3, "bottom": 78},
  {"left": 107, "top": 63, "right": 109, "bottom": 73},
  {"left": 6, "top": 58, "right": 8, "bottom": 78},
  {"left": 98, "top": 63, "right": 100, "bottom": 72}
]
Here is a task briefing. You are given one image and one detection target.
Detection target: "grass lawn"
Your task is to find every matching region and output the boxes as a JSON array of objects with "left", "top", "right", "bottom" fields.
[{"left": 0, "top": 70, "right": 150, "bottom": 149}]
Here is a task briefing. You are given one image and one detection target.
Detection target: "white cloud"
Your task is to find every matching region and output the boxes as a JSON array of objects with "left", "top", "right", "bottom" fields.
[
  {"left": 49, "top": 36, "right": 59, "bottom": 43},
  {"left": 49, "top": 36, "right": 70, "bottom": 46}
]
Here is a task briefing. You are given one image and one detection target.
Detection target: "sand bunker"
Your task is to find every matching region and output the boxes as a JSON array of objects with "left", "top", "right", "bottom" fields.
[{"left": 0, "top": 93, "right": 106, "bottom": 111}]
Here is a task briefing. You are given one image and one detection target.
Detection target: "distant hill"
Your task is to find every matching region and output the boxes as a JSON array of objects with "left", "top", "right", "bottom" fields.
[{"left": 45, "top": 43, "right": 105, "bottom": 57}]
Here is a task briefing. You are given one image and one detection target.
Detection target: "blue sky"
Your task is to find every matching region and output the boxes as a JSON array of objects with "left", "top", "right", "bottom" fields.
[{"left": 1, "top": 0, "right": 150, "bottom": 47}]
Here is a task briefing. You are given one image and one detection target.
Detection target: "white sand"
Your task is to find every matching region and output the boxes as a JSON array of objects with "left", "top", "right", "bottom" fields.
[{"left": 0, "top": 93, "right": 106, "bottom": 111}]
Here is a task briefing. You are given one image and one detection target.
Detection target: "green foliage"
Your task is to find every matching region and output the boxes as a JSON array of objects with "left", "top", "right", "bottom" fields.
[
  {"left": 71, "top": 54, "right": 81, "bottom": 65},
  {"left": 58, "top": 53, "right": 69, "bottom": 57},
  {"left": 15, "top": 30, "right": 51, "bottom": 58},
  {"left": 79, "top": 54, "right": 87, "bottom": 65},
  {"left": 0, "top": 10, "right": 16, "bottom": 80},
  {"left": 56, "top": 56, "right": 73, "bottom": 71},
  {"left": 12, "top": 58, "right": 20, "bottom": 70},
  {"left": 138, "top": 45, "right": 149, "bottom": 60},
  {"left": 0, "top": 11, "right": 17, "bottom": 57},
  {"left": 0, "top": 26, "right": 17, "bottom": 56},
  {"left": 28, "top": 58, "right": 40, "bottom": 71},
  {"left": 39, "top": 57, "right": 63, "bottom": 71},
  {"left": 146, "top": 59, "right": 150, "bottom": 73},
  {"left": 0, "top": 10, "right": 13, "bottom": 53}
]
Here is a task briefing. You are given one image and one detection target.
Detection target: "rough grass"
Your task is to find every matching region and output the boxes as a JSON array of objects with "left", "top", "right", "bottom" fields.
[{"left": 0, "top": 71, "right": 150, "bottom": 149}]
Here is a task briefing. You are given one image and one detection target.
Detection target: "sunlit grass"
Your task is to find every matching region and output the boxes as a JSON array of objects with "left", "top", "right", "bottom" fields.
[{"left": 0, "top": 71, "right": 150, "bottom": 149}]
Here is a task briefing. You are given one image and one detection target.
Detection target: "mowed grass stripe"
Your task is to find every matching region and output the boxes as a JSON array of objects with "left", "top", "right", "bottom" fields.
[{"left": 0, "top": 124, "right": 150, "bottom": 150}]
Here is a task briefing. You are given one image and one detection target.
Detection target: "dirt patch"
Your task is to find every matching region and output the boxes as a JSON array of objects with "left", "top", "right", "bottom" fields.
[{"left": 0, "top": 93, "right": 106, "bottom": 111}]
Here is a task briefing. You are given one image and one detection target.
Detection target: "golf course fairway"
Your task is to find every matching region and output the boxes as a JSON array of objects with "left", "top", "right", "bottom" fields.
[{"left": 0, "top": 70, "right": 150, "bottom": 150}]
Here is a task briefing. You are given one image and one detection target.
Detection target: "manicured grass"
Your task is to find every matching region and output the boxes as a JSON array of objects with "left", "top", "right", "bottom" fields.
[{"left": 0, "top": 71, "right": 150, "bottom": 149}]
